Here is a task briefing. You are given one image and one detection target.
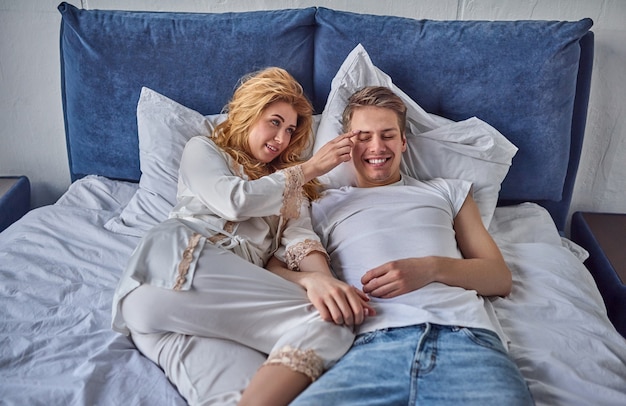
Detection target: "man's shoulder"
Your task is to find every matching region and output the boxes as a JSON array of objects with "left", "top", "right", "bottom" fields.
[{"left": 316, "top": 186, "right": 354, "bottom": 204}]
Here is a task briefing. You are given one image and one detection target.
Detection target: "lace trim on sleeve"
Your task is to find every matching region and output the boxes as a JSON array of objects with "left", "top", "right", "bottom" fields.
[
  {"left": 280, "top": 165, "right": 305, "bottom": 220},
  {"left": 285, "top": 239, "right": 329, "bottom": 271},
  {"left": 262, "top": 345, "right": 324, "bottom": 382}
]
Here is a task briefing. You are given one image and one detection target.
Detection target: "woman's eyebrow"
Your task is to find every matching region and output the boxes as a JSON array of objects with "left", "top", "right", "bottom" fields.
[
  {"left": 271, "top": 114, "right": 297, "bottom": 127},
  {"left": 271, "top": 114, "right": 285, "bottom": 122}
]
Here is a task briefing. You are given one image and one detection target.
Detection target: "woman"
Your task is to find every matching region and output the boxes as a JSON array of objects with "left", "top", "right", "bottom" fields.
[{"left": 111, "top": 67, "right": 374, "bottom": 405}]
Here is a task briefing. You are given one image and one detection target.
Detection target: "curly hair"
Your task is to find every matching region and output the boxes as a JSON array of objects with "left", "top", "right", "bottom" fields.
[{"left": 212, "top": 67, "right": 321, "bottom": 200}]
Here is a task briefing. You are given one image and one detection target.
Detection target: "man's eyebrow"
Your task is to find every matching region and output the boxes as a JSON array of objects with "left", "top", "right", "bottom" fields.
[{"left": 357, "top": 128, "right": 397, "bottom": 134}]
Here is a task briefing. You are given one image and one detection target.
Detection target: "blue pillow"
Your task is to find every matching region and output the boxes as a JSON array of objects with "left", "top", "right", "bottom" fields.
[
  {"left": 59, "top": 3, "right": 316, "bottom": 181},
  {"left": 313, "top": 8, "right": 593, "bottom": 202}
]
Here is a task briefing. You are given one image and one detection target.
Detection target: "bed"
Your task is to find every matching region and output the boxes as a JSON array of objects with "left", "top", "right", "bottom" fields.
[{"left": 1, "top": 2, "right": 625, "bottom": 405}]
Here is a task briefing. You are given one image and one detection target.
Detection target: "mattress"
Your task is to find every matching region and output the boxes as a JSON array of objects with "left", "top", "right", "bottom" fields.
[{"left": 0, "top": 176, "right": 624, "bottom": 405}]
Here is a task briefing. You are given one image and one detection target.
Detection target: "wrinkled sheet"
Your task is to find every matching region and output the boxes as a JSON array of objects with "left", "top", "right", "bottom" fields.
[
  {"left": 0, "top": 176, "right": 624, "bottom": 405},
  {"left": 489, "top": 204, "right": 626, "bottom": 405},
  {"left": 0, "top": 176, "right": 185, "bottom": 405}
]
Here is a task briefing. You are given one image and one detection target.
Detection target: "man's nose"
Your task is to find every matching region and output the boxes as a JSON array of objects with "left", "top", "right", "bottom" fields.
[{"left": 369, "top": 135, "right": 386, "bottom": 151}]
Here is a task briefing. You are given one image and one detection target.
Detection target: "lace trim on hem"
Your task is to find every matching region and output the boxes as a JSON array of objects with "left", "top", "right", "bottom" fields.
[
  {"left": 173, "top": 232, "right": 203, "bottom": 290},
  {"left": 262, "top": 345, "right": 324, "bottom": 382},
  {"left": 285, "top": 239, "right": 329, "bottom": 271},
  {"left": 280, "top": 165, "right": 305, "bottom": 220}
]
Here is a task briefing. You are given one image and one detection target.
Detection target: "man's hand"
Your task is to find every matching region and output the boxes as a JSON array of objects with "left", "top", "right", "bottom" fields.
[{"left": 361, "top": 257, "right": 436, "bottom": 298}]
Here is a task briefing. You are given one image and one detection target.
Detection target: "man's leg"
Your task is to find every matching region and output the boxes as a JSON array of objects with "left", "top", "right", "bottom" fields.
[
  {"left": 414, "top": 325, "right": 534, "bottom": 405},
  {"left": 293, "top": 324, "right": 533, "bottom": 406},
  {"left": 291, "top": 325, "right": 428, "bottom": 406}
]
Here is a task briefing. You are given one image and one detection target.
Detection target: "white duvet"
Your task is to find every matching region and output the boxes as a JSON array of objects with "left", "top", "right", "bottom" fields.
[{"left": 0, "top": 176, "right": 624, "bottom": 405}]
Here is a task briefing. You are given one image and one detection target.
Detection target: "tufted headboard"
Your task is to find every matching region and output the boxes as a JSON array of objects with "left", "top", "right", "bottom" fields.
[{"left": 58, "top": 3, "right": 593, "bottom": 232}]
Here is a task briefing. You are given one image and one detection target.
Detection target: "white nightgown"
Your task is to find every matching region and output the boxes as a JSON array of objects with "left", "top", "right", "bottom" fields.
[{"left": 111, "top": 136, "right": 354, "bottom": 404}]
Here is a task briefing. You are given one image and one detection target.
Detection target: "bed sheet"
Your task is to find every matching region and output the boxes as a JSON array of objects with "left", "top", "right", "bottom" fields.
[
  {"left": 0, "top": 176, "right": 186, "bottom": 405},
  {"left": 489, "top": 204, "right": 626, "bottom": 405},
  {"left": 0, "top": 176, "right": 624, "bottom": 405}
]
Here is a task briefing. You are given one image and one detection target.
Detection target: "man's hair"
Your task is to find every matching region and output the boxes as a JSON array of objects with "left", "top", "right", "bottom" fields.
[{"left": 341, "top": 86, "right": 407, "bottom": 134}]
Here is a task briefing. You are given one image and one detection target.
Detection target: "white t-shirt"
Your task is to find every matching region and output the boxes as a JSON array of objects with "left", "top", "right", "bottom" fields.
[{"left": 312, "top": 176, "right": 504, "bottom": 338}]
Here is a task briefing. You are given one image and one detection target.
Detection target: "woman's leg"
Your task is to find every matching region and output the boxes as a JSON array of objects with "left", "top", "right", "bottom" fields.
[
  {"left": 122, "top": 243, "right": 354, "bottom": 405},
  {"left": 130, "top": 331, "right": 266, "bottom": 406},
  {"left": 238, "top": 364, "right": 311, "bottom": 406}
]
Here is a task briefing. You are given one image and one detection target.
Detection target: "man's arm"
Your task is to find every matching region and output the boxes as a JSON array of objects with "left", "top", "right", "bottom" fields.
[{"left": 361, "top": 194, "right": 511, "bottom": 298}]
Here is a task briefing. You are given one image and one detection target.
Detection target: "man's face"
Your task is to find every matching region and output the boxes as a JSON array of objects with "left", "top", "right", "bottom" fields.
[{"left": 349, "top": 106, "right": 407, "bottom": 188}]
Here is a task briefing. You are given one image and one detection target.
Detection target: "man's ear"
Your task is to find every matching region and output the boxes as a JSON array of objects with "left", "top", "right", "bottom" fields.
[{"left": 401, "top": 133, "right": 408, "bottom": 152}]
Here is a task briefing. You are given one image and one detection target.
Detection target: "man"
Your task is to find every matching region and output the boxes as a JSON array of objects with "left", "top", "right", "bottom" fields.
[{"left": 290, "top": 86, "right": 533, "bottom": 405}]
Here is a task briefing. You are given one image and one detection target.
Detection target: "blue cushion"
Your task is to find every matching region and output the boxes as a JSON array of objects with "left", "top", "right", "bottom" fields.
[
  {"left": 313, "top": 8, "right": 593, "bottom": 202},
  {"left": 59, "top": 3, "right": 316, "bottom": 181}
]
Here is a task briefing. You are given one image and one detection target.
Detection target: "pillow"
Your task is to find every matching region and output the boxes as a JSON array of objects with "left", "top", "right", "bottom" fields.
[
  {"left": 104, "top": 88, "right": 221, "bottom": 237},
  {"left": 105, "top": 87, "right": 322, "bottom": 237},
  {"left": 313, "top": 44, "right": 518, "bottom": 227}
]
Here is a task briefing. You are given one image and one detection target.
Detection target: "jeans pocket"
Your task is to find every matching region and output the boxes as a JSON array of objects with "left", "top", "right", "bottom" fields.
[
  {"left": 460, "top": 327, "right": 507, "bottom": 354},
  {"left": 353, "top": 330, "right": 383, "bottom": 346}
]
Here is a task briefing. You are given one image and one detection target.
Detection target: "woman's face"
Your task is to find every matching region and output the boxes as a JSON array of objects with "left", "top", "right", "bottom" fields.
[{"left": 247, "top": 101, "right": 298, "bottom": 163}]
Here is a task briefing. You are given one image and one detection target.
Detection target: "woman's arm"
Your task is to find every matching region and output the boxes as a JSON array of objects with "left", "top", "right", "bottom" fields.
[
  {"left": 179, "top": 133, "right": 355, "bottom": 221},
  {"left": 267, "top": 254, "right": 375, "bottom": 327},
  {"left": 179, "top": 137, "right": 291, "bottom": 220},
  {"left": 361, "top": 194, "right": 511, "bottom": 298}
]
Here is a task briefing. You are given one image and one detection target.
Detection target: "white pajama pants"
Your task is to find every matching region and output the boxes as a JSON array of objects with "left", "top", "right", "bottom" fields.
[{"left": 121, "top": 242, "right": 354, "bottom": 405}]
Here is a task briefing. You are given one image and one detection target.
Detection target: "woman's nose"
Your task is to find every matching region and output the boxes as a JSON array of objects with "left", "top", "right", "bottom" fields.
[{"left": 274, "top": 132, "right": 285, "bottom": 144}]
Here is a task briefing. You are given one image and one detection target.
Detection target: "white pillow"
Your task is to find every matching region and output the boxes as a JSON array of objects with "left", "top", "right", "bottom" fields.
[
  {"left": 105, "top": 87, "right": 222, "bottom": 236},
  {"left": 105, "top": 87, "right": 321, "bottom": 237},
  {"left": 313, "top": 44, "right": 518, "bottom": 227}
]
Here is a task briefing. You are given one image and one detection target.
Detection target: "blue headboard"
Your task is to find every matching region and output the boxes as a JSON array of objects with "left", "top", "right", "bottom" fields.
[{"left": 58, "top": 3, "right": 593, "bottom": 232}]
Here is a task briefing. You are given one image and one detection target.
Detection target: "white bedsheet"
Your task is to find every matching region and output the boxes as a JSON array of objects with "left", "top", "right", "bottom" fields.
[
  {"left": 0, "top": 176, "right": 624, "bottom": 405},
  {"left": 0, "top": 176, "right": 185, "bottom": 405},
  {"left": 489, "top": 204, "right": 626, "bottom": 405}
]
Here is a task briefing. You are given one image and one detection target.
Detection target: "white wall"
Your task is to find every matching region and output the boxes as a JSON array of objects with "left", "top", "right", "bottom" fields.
[{"left": 1, "top": 0, "right": 625, "bottom": 230}]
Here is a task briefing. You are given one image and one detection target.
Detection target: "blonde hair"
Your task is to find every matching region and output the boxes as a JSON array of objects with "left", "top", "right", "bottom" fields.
[{"left": 212, "top": 67, "right": 321, "bottom": 200}]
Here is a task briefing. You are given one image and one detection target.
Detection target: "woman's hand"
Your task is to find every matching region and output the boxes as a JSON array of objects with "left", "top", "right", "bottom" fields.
[
  {"left": 298, "top": 272, "right": 376, "bottom": 327},
  {"left": 300, "top": 131, "right": 358, "bottom": 182},
  {"left": 266, "top": 255, "right": 375, "bottom": 327}
]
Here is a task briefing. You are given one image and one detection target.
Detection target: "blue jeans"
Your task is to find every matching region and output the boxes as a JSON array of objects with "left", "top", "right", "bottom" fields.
[{"left": 291, "top": 323, "right": 534, "bottom": 405}]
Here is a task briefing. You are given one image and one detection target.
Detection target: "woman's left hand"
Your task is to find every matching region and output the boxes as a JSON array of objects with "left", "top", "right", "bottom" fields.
[
  {"left": 298, "top": 272, "right": 376, "bottom": 327},
  {"left": 266, "top": 255, "right": 376, "bottom": 327}
]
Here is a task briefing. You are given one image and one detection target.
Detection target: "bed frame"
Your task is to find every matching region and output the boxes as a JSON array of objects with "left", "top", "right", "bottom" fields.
[
  {"left": 58, "top": 3, "right": 593, "bottom": 233},
  {"left": 8, "top": 4, "right": 626, "bottom": 406}
]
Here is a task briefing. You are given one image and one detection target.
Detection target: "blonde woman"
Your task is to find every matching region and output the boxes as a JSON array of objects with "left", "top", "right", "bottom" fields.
[{"left": 112, "top": 67, "right": 374, "bottom": 406}]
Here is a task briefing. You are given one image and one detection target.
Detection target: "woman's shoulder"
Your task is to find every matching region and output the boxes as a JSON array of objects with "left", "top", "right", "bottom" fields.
[
  {"left": 186, "top": 134, "right": 217, "bottom": 148},
  {"left": 185, "top": 135, "right": 228, "bottom": 157}
]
